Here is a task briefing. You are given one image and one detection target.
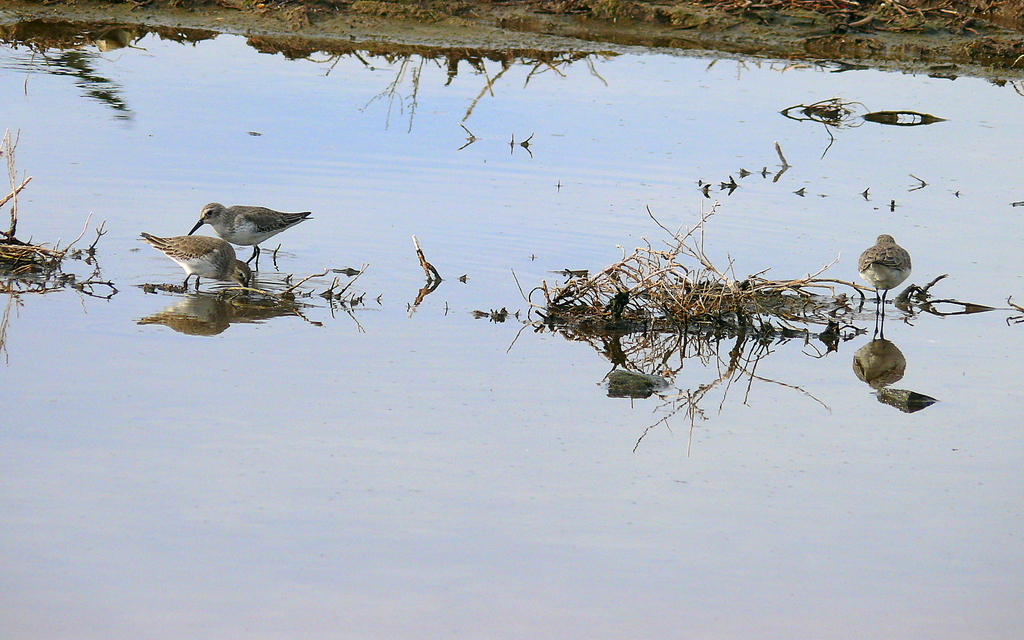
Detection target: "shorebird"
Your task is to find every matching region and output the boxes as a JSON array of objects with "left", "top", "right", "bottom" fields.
[
  {"left": 858, "top": 234, "right": 912, "bottom": 308},
  {"left": 188, "top": 203, "right": 312, "bottom": 270},
  {"left": 140, "top": 233, "right": 252, "bottom": 289}
]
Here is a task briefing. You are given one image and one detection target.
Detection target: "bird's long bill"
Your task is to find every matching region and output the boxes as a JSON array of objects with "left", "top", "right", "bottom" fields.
[{"left": 187, "top": 219, "right": 205, "bottom": 235}]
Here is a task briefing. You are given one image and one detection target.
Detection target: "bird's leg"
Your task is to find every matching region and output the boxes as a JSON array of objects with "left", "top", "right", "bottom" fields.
[
  {"left": 247, "top": 245, "right": 261, "bottom": 271},
  {"left": 183, "top": 274, "right": 192, "bottom": 289},
  {"left": 879, "top": 289, "right": 888, "bottom": 330}
]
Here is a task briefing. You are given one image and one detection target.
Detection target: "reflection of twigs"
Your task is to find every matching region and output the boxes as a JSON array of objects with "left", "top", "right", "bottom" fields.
[
  {"left": 624, "top": 325, "right": 827, "bottom": 454},
  {"left": 780, "top": 99, "right": 866, "bottom": 158},
  {"left": 409, "top": 279, "right": 441, "bottom": 314},
  {"left": 286, "top": 304, "right": 324, "bottom": 328},
  {"left": 895, "top": 274, "right": 996, "bottom": 318},
  {"left": 463, "top": 62, "right": 510, "bottom": 122},
  {"left": 406, "top": 58, "right": 423, "bottom": 132},
  {"left": 773, "top": 141, "right": 790, "bottom": 183},
  {"left": 585, "top": 56, "right": 609, "bottom": 86},
  {"left": 1007, "top": 296, "right": 1024, "bottom": 325},
  {"left": 279, "top": 268, "right": 330, "bottom": 297},
  {"left": 340, "top": 305, "right": 365, "bottom": 332},
  {"left": 458, "top": 123, "right": 478, "bottom": 150},
  {"left": 524, "top": 59, "right": 566, "bottom": 87},
  {"left": 0, "top": 293, "right": 17, "bottom": 364},
  {"left": 633, "top": 414, "right": 672, "bottom": 454},
  {"left": 363, "top": 56, "right": 427, "bottom": 131},
  {"left": 506, "top": 321, "right": 530, "bottom": 354},
  {"left": 73, "top": 275, "right": 118, "bottom": 300},
  {"left": 820, "top": 123, "right": 836, "bottom": 158}
]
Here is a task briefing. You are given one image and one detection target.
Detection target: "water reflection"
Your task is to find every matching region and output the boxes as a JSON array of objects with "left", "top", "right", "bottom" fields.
[
  {"left": 604, "top": 369, "right": 669, "bottom": 399},
  {"left": 780, "top": 97, "right": 947, "bottom": 156},
  {"left": 5, "top": 48, "right": 133, "bottom": 119},
  {"left": 0, "top": 20, "right": 214, "bottom": 119},
  {"left": 0, "top": 19, "right": 615, "bottom": 125},
  {"left": 852, "top": 338, "right": 906, "bottom": 388},
  {"left": 852, "top": 337, "right": 937, "bottom": 413},
  {"left": 540, "top": 314, "right": 840, "bottom": 451},
  {"left": 138, "top": 292, "right": 307, "bottom": 336},
  {"left": 311, "top": 42, "right": 613, "bottom": 128}
]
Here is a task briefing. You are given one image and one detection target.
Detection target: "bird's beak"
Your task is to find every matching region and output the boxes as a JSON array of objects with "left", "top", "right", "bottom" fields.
[{"left": 187, "top": 219, "right": 204, "bottom": 235}]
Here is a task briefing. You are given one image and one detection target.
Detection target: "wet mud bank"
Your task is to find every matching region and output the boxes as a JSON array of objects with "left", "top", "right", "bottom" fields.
[{"left": 0, "top": 0, "right": 1022, "bottom": 78}]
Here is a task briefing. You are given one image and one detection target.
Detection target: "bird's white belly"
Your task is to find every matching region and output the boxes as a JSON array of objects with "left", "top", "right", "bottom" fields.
[
  {"left": 172, "top": 254, "right": 222, "bottom": 279},
  {"left": 219, "top": 220, "right": 276, "bottom": 246},
  {"left": 859, "top": 263, "right": 909, "bottom": 290}
]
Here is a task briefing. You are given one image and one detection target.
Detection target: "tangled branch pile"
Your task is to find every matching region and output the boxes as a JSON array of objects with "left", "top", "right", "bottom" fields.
[{"left": 534, "top": 205, "right": 869, "bottom": 336}]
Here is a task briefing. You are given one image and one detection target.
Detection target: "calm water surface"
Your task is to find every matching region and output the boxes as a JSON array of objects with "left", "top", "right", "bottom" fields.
[{"left": 1, "top": 26, "right": 1023, "bottom": 639}]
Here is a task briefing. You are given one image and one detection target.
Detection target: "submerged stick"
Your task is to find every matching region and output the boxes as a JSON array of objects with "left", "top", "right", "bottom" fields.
[{"left": 412, "top": 235, "right": 441, "bottom": 283}]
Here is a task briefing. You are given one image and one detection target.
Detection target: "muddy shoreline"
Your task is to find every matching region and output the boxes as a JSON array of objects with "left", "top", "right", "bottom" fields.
[{"left": 0, "top": 0, "right": 1022, "bottom": 78}]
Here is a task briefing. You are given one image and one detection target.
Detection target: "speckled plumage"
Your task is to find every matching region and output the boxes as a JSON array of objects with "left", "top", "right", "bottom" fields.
[
  {"left": 140, "top": 233, "right": 251, "bottom": 289},
  {"left": 858, "top": 234, "right": 912, "bottom": 296}
]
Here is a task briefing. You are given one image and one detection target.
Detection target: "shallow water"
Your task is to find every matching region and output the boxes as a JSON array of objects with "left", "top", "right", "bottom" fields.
[{"left": 1, "top": 25, "right": 1023, "bottom": 640}]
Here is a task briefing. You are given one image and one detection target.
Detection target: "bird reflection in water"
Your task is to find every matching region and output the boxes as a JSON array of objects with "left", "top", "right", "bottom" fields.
[
  {"left": 138, "top": 293, "right": 304, "bottom": 336},
  {"left": 852, "top": 338, "right": 937, "bottom": 413}
]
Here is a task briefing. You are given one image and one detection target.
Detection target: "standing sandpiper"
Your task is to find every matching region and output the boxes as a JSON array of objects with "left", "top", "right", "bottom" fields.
[
  {"left": 188, "top": 203, "right": 312, "bottom": 270},
  {"left": 141, "top": 233, "right": 252, "bottom": 289},
  {"left": 858, "top": 234, "right": 912, "bottom": 309}
]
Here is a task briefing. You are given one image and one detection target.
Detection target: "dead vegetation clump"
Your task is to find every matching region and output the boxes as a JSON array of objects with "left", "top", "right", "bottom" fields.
[
  {"left": 0, "top": 130, "right": 114, "bottom": 298},
  {"left": 532, "top": 204, "right": 868, "bottom": 339}
]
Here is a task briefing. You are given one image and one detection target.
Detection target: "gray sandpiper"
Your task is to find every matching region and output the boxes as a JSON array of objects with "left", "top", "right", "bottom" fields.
[
  {"left": 140, "top": 233, "right": 252, "bottom": 289},
  {"left": 188, "top": 203, "right": 312, "bottom": 270},
  {"left": 858, "top": 233, "right": 912, "bottom": 307}
]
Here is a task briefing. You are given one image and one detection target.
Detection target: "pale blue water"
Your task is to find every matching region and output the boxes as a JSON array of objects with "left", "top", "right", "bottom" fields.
[{"left": 1, "top": 26, "right": 1023, "bottom": 640}]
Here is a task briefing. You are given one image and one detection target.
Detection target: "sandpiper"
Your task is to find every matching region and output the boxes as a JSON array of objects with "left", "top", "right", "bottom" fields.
[
  {"left": 188, "top": 203, "right": 312, "bottom": 270},
  {"left": 858, "top": 234, "right": 912, "bottom": 308},
  {"left": 140, "top": 233, "right": 252, "bottom": 289}
]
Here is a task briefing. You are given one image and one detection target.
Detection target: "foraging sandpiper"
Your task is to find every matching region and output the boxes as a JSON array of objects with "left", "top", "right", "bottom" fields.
[
  {"left": 188, "top": 203, "right": 312, "bottom": 270},
  {"left": 858, "top": 234, "right": 912, "bottom": 308},
  {"left": 140, "top": 233, "right": 252, "bottom": 289}
]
